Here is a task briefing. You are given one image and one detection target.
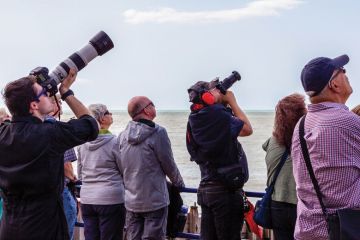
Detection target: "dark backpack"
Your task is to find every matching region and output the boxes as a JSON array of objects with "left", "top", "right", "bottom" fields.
[{"left": 166, "top": 182, "right": 186, "bottom": 238}]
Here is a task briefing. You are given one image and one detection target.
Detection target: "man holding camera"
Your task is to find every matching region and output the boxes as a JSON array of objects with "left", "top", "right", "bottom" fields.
[
  {"left": 0, "top": 69, "right": 99, "bottom": 240},
  {"left": 186, "top": 79, "right": 253, "bottom": 240}
]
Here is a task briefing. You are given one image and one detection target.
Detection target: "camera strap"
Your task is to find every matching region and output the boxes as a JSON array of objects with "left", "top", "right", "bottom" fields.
[{"left": 51, "top": 95, "right": 61, "bottom": 121}]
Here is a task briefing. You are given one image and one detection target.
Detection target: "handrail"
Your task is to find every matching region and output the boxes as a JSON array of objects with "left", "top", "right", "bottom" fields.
[
  {"left": 176, "top": 187, "right": 264, "bottom": 239},
  {"left": 180, "top": 187, "right": 265, "bottom": 198},
  {"left": 75, "top": 185, "right": 264, "bottom": 239}
]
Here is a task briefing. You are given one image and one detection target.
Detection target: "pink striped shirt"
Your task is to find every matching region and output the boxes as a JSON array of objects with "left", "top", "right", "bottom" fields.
[{"left": 291, "top": 102, "right": 360, "bottom": 240}]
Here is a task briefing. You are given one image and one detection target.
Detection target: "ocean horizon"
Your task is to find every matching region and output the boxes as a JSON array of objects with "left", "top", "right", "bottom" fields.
[{"left": 63, "top": 111, "right": 275, "bottom": 206}]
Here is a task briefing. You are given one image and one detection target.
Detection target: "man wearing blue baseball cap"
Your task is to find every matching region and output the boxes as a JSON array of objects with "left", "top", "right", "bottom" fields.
[
  {"left": 291, "top": 55, "right": 360, "bottom": 239},
  {"left": 300, "top": 54, "right": 352, "bottom": 98}
]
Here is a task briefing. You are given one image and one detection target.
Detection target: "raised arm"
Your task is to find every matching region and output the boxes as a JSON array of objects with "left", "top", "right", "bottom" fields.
[
  {"left": 154, "top": 128, "right": 185, "bottom": 188},
  {"left": 58, "top": 69, "right": 97, "bottom": 124},
  {"left": 222, "top": 91, "right": 253, "bottom": 136}
]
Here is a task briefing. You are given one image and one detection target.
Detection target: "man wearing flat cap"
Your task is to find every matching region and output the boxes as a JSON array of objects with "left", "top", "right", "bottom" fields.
[
  {"left": 291, "top": 55, "right": 360, "bottom": 239},
  {"left": 186, "top": 78, "right": 253, "bottom": 240}
]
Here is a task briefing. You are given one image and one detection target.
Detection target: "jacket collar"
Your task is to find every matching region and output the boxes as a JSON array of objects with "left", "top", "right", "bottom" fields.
[
  {"left": 308, "top": 102, "right": 349, "bottom": 112},
  {"left": 138, "top": 118, "right": 155, "bottom": 128},
  {"left": 12, "top": 115, "right": 43, "bottom": 124}
]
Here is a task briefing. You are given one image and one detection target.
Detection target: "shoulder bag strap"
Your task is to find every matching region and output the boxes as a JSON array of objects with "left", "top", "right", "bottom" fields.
[
  {"left": 268, "top": 149, "right": 289, "bottom": 188},
  {"left": 298, "top": 116, "right": 328, "bottom": 217}
]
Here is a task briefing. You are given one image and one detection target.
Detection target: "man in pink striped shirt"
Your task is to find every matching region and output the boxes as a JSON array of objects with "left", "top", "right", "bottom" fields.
[{"left": 291, "top": 54, "right": 360, "bottom": 239}]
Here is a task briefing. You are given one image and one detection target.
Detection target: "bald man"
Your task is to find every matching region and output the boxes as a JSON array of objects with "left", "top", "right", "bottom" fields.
[{"left": 116, "top": 96, "right": 184, "bottom": 240}]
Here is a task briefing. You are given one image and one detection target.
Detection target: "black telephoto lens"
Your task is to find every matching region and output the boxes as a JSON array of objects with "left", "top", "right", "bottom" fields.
[
  {"left": 217, "top": 71, "right": 241, "bottom": 94},
  {"left": 89, "top": 31, "right": 114, "bottom": 56}
]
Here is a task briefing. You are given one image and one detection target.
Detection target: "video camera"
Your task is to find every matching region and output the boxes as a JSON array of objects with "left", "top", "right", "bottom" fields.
[{"left": 30, "top": 31, "right": 114, "bottom": 96}]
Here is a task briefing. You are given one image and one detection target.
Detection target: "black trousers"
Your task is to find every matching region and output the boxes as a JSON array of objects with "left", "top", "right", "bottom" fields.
[
  {"left": 270, "top": 200, "right": 297, "bottom": 240},
  {"left": 81, "top": 203, "right": 126, "bottom": 240},
  {"left": 197, "top": 182, "right": 244, "bottom": 240}
]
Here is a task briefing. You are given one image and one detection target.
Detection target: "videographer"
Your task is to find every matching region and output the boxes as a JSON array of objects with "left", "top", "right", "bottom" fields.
[
  {"left": 186, "top": 76, "right": 252, "bottom": 240},
  {"left": 0, "top": 69, "right": 99, "bottom": 240}
]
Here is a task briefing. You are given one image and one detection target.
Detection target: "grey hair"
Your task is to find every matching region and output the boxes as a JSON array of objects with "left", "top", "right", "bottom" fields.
[{"left": 88, "top": 103, "right": 108, "bottom": 121}]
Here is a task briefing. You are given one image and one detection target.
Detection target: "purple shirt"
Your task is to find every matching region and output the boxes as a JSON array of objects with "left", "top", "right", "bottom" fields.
[
  {"left": 291, "top": 102, "right": 360, "bottom": 240},
  {"left": 64, "top": 148, "right": 77, "bottom": 163},
  {"left": 64, "top": 148, "right": 77, "bottom": 185}
]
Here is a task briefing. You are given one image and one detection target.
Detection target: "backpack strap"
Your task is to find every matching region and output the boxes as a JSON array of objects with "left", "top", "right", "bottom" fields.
[
  {"left": 298, "top": 116, "right": 328, "bottom": 217},
  {"left": 268, "top": 149, "right": 289, "bottom": 189}
]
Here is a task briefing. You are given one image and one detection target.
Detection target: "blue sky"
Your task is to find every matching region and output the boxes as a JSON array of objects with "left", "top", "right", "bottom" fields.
[{"left": 0, "top": 0, "right": 359, "bottom": 110}]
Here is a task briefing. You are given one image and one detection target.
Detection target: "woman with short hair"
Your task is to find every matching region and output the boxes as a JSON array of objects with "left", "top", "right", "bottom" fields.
[{"left": 78, "top": 104, "right": 125, "bottom": 240}]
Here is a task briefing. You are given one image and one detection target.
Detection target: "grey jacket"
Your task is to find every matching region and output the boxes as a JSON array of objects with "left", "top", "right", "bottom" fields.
[
  {"left": 116, "top": 120, "right": 184, "bottom": 212},
  {"left": 77, "top": 133, "right": 125, "bottom": 205}
]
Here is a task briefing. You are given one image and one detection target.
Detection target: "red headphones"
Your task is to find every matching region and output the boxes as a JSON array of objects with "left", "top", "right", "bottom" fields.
[{"left": 200, "top": 91, "right": 215, "bottom": 105}]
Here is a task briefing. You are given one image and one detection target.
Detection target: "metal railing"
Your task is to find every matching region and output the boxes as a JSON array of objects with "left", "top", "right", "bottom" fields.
[{"left": 75, "top": 187, "right": 264, "bottom": 239}]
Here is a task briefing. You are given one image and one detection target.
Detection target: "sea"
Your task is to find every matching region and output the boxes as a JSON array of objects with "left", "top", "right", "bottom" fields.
[{"left": 63, "top": 110, "right": 275, "bottom": 207}]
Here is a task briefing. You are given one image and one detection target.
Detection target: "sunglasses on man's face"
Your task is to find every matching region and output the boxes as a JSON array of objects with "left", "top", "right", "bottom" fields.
[
  {"left": 34, "top": 87, "right": 48, "bottom": 102},
  {"left": 338, "top": 67, "right": 346, "bottom": 74},
  {"left": 104, "top": 110, "right": 112, "bottom": 116},
  {"left": 144, "top": 102, "right": 155, "bottom": 109},
  {"left": 132, "top": 102, "right": 155, "bottom": 118},
  {"left": 329, "top": 67, "right": 346, "bottom": 83}
]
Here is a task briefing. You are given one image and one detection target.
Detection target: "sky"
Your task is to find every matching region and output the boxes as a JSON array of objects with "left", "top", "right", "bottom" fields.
[{"left": 0, "top": 0, "right": 359, "bottom": 110}]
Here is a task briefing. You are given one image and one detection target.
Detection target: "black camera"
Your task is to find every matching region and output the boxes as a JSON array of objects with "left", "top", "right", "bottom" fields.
[
  {"left": 30, "top": 31, "right": 114, "bottom": 96},
  {"left": 215, "top": 71, "right": 241, "bottom": 94}
]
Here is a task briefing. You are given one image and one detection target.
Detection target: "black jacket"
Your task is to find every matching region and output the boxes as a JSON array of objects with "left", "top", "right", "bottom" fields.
[
  {"left": 0, "top": 115, "right": 98, "bottom": 240},
  {"left": 166, "top": 182, "right": 183, "bottom": 238},
  {"left": 186, "top": 104, "right": 248, "bottom": 182}
]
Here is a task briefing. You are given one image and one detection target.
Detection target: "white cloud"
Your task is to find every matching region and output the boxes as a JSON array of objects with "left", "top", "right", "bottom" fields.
[{"left": 123, "top": 0, "right": 303, "bottom": 24}]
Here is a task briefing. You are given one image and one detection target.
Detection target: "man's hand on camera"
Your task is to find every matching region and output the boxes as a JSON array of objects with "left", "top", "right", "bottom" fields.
[
  {"left": 222, "top": 90, "right": 253, "bottom": 136},
  {"left": 59, "top": 69, "right": 77, "bottom": 95},
  {"left": 222, "top": 90, "right": 236, "bottom": 106}
]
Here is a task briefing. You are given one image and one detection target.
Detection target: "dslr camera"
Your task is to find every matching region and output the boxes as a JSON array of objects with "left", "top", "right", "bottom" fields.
[
  {"left": 30, "top": 31, "right": 114, "bottom": 96},
  {"left": 188, "top": 71, "right": 242, "bottom": 104},
  {"left": 214, "top": 71, "right": 241, "bottom": 94}
]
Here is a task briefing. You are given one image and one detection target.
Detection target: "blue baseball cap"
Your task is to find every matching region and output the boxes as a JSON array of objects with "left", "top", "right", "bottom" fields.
[{"left": 301, "top": 54, "right": 349, "bottom": 96}]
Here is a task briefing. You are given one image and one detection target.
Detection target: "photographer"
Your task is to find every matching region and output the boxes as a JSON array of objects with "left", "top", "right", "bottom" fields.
[
  {"left": 186, "top": 79, "right": 252, "bottom": 240},
  {"left": 0, "top": 69, "right": 99, "bottom": 240}
]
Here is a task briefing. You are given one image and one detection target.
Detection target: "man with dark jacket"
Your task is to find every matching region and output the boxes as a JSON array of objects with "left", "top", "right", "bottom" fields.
[
  {"left": 0, "top": 69, "right": 99, "bottom": 240},
  {"left": 117, "top": 96, "right": 184, "bottom": 240},
  {"left": 186, "top": 80, "right": 253, "bottom": 240}
]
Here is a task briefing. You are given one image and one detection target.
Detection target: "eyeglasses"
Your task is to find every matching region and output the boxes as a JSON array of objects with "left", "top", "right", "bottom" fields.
[
  {"left": 132, "top": 102, "right": 155, "bottom": 117},
  {"left": 328, "top": 67, "right": 346, "bottom": 87},
  {"left": 330, "top": 67, "right": 346, "bottom": 81},
  {"left": 104, "top": 110, "right": 112, "bottom": 116},
  {"left": 144, "top": 102, "right": 155, "bottom": 109},
  {"left": 34, "top": 87, "right": 48, "bottom": 102}
]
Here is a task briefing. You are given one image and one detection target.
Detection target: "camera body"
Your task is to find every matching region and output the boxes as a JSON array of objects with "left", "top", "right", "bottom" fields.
[
  {"left": 30, "top": 67, "right": 58, "bottom": 96},
  {"left": 215, "top": 71, "right": 241, "bottom": 94},
  {"left": 30, "top": 31, "right": 114, "bottom": 96},
  {"left": 187, "top": 71, "right": 242, "bottom": 105}
]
